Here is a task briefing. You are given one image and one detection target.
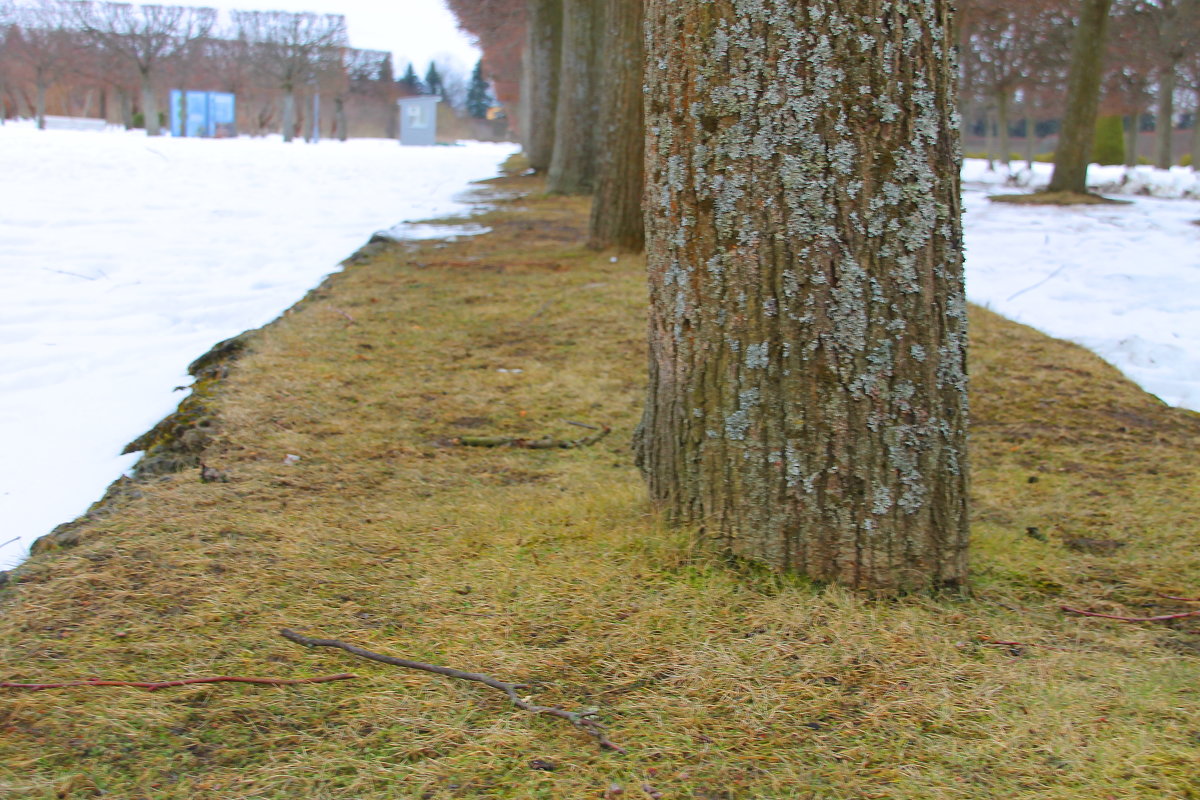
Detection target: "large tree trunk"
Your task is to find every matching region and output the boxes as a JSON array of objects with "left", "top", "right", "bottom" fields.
[
  {"left": 638, "top": 0, "right": 969, "bottom": 593},
  {"left": 1154, "top": 65, "right": 1176, "bottom": 168},
  {"left": 546, "top": 0, "right": 598, "bottom": 194},
  {"left": 587, "top": 0, "right": 644, "bottom": 252},
  {"left": 523, "top": 0, "right": 562, "bottom": 172},
  {"left": 141, "top": 70, "right": 160, "bottom": 137},
  {"left": 1047, "top": 0, "right": 1113, "bottom": 193}
]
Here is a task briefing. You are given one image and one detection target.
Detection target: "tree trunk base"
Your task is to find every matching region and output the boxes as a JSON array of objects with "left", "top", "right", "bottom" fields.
[{"left": 989, "top": 191, "right": 1130, "bottom": 206}]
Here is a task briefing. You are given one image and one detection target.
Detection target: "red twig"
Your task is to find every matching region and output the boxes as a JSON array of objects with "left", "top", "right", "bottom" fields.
[
  {"left": 0, "top": 673, "right": 357, "bottom": 691},
  {"left": 281, "top": 628, "right": 625, "bottom": 753},
  {"left": 1157, "top": 593, "right": 1200, "bottom": 603},
  {"left": 1060, "top": 606, "right": 1200, "bottom": 623}
]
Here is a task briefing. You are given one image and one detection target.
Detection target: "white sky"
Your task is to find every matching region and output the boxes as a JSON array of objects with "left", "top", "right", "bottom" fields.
[{"left": 207, "top": 1, "right": 481, "bottom": 77}]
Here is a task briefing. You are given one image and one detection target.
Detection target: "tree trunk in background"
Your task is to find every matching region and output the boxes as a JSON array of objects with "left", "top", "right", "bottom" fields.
[
  {"left": 1024, "top": 115, "right": 1036, "bottom": 168},
  {"left": 1155, "top": 66, "right": 1176, "bottom": 168},
  {"left": 984, "top": 108, "right": 995, "bottom": 170},
  {"left": 1047, "top": 0, "right": 1113, "bottom": 193},
  {"left": 546, "top": 0, "right": 598, "bottom": 194},
  {"left": 335, "top": 96, "right": 347, "bottom": 141},
  {"left": 996, "top": 91, "right": 1010, "bottom": 168},
  {"left": 35, "top": 79, "right": 47, "bottom": 130},
  {"left": 638, "top": 0, "right": 970, "bottom": 593},
  {"left": 1124, "top": 114, "right": 1138, "bottom": 167},
  {"left": 524, "top": 0, "right": 562, "bottom": 172},
  {"left": 587, "top": 0, "right": 644, "bottom": 251},
  {"left": 140, "top": 70, "right": 160, "bottom": 136},
  {"left": 119, "top": 88, "right": 134, "bottom": 129},
  {"left": 1192, "top": 96, "right": 1200, "bottom": 170},
  {"left": 282, "top": 90, "right": 296, "bottom": 143}
]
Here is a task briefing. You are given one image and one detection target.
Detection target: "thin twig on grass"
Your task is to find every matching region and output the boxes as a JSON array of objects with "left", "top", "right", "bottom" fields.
[
  {"left": 1061, "top": 606, "right": 1200, "bottom": 623},
  {"left": 280, "top": 628, "right": 626, "bottom": 754},
  {"left": 455, "top": 425, "right": 611, "bottom": 450},
  {"left": 976, "top": 635, "right": 1073, "bottom": 653},
  {"left": 1157, "top": 593, "right": 1200, "bottom": 603},
  {"left": 0, "top": 674, "right": 357, "bottom": 691}
]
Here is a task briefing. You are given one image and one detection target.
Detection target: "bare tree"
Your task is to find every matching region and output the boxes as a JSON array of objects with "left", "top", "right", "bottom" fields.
[
  {"left": 232, "top": 10, "right": 347, "bottom": 143},
  {"left": 73, "top": 2, "right": 215, "bottom": 136},
  {"left": 1046, "top": 0, "right": 1115, "bottom": 194},
  {"left": 11, "top": 0, "right": 79, "bottom": 128},
  {"left": 546, "top": 0, "right": 598, "bottom": 193}
]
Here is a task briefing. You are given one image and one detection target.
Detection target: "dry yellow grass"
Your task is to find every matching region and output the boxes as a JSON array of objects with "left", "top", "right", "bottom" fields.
[{"left": 1, "top": 167, "right": 1198, "bottom": 799}]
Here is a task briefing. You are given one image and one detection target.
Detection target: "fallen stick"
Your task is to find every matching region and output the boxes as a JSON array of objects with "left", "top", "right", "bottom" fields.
[
  {"left": 976, "top": 635, "right": 1073, "bottom": 653},
  {"left": 1157, "top": 593, "right": 1200, "bottom": 603},
  {"left": 1060, "top": 606, "right": 1200, "bottom": 623},
  {"left": 280, "top": 628, "right": 625, "bottom": 753},
  {"left": 456, "top": 424, "right": 611, "bottom": 450},
  {"left": 0, "top": 673, "right": 357, "bottom": 691}
]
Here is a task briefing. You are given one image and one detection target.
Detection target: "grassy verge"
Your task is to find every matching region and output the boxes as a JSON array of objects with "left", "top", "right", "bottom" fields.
[{"left": 2, "top": 169, "right": 1198, "bottom": 800}]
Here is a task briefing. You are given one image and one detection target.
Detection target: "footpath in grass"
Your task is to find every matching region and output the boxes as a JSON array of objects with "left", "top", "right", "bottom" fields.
[{"left": 1, "top": 168, "right": 1199, "bottom": 799}]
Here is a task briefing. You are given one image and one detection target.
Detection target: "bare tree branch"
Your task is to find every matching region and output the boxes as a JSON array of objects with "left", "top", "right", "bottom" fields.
[{"left": 280, "top": 628, "right": 626, "bottom": 753}]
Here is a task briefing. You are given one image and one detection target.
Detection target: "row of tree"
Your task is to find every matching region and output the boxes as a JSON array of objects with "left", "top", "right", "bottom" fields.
[
  {"left": 960, "top": 0, "right": 1200, "bottom": 169},
  {"left": 445, "top": 0, "right": 1195, "bottom": 592},
  {"left": 0, "top": 1, "right": 495, "bottom": 140}
]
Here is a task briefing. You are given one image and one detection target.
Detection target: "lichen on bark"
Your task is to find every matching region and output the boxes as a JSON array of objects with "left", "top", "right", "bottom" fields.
[{"left": 638, "top": 0, "right": 969, "bottom": 593}]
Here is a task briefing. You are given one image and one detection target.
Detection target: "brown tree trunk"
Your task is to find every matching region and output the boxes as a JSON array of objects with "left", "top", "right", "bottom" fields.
[
  {"left": 546, "top": 0, "right": 598, "bottom": 194},
  {"left": 638, "top": 0, "right": 969, "bottom": 594},
  {"left": 1047, "top": 0, "right": 1113, "bottom": 193},
  {"left": 523, "top": 0, "right": 562, "bottom": 172},
  {"left": 1155, "top": 65, "right": 1176, "bottom": 168},
  {"left": 587, "top": 0, "right": 644, "bottom": 252}
]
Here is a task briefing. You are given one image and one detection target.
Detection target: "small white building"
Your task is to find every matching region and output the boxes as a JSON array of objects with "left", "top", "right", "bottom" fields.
[{"left": 398, "top": 96, "right": 440, "bottom": 146}]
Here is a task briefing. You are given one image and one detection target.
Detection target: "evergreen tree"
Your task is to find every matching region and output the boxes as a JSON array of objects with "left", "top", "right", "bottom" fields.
[
  {"left": 465, "top": 59, "right": 492, "bottom": 118},
  {"left": 399, "top": 62, "right": 423, "bottom": 94},
  {"left": 424, "top": 61, "right": 445, "bottom": 98}
]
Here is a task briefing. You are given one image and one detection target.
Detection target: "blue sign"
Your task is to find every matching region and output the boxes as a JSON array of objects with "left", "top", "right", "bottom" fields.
[{"left": 170, "top": 91, "right": 236, "bottom": 138}]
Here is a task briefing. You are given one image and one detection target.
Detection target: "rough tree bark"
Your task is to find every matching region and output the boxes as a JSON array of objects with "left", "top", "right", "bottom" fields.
[
  {"left": 523, "top": 0, "right": 561, "bottom": 171},
  {"left": 546, "top": 0, "right": 598, "bottom": 194},
  {"left": 1047, "top": 0, "right": 1114, "bottom": 193},
  {"left": 587, "top": 0, "right": 644, "bottom": 251},
  {"left": 637, "top": 0, "right": 969, "bottom": 593}
]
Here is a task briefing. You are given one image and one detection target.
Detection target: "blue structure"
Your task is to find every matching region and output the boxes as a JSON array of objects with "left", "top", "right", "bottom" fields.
[
  {"left": 398, "top": 96, "right": 440, "bottom": 146},
  {"left": 170, "top": 91, "right": 236, "bottom": 138}
]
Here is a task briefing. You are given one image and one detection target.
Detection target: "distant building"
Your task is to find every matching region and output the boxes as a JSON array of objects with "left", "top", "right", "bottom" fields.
[{"left": 397, "top": 96, "right": 440, "bottom": 146}]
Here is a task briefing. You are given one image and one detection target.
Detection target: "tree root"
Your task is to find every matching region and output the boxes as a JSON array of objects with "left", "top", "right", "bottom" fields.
[
  {"left": 1, "top": 673, "right": 356, "bottom": 691},
  {"left": 280, "top": 628, "right": 626, "bottom": 753},
  {"left": 455, "top": 424, "right": 611, "bottom": 449}
]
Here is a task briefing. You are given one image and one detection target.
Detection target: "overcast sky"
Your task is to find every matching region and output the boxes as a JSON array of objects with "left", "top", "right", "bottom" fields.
[{"left": 206, "top": 0, "right": 481, "bottom": 77}]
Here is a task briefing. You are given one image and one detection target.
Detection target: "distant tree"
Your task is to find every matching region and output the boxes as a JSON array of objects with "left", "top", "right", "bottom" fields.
[
  {"left": 546, "top": 0, "right": 598, "bottom": 194},
  {"left": 587, "top": 0, "right": 642, "bottom": 251},
  {"left": 74, "top": 1, "right": 217, "bottom": 136},
  {"left": 232, "top": 10, "right": 348, "bottom": 143},
  {"left": 1104, "top": 3, "right": 1159, "bottom": 165},
  {"left": 398, "top": 61, "right": 422, "bottom": 94},
  {"left": 423, "top": 60, "right": 444, "bottom": 97},
  {"left": 465, "top": 57, "right": 491, "bottom": 118},
  {"left": 444, "top": 0, "right": 525, "bottom": 133},
  {"left": 1126, "top": 0, "right": 1200, "bottom": 167},
  {"left": 1047, "top": 0, "right": 1115, "bottom": 194},
  {"left": 11, "top": 0, "right": 76, "bottom": 129},
  {"left": 521, "top": 0, "right": 561, "bottom": 171}
]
